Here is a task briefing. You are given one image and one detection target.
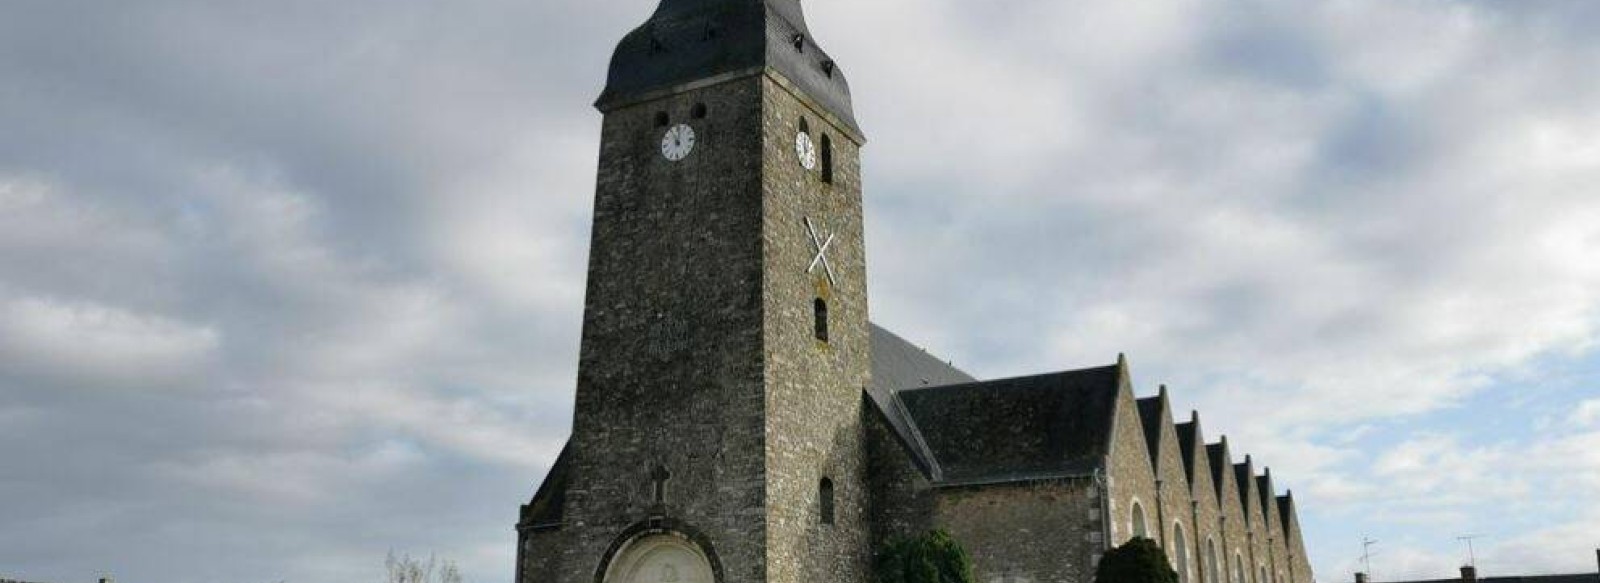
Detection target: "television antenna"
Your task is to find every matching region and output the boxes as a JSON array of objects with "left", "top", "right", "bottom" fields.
[
  {"left": 1457, "top": 535, "right": 1483, "bottom": 567},
  {"left": 1361, "top": 538, "right": 1380, "bottom": 580}
]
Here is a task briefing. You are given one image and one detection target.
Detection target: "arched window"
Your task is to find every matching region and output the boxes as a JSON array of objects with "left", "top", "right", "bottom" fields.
[
  {"left": 691, "top": 103, "right": 708, "bottom": 119},
  {"left": 1174, "top": 524, "right": 1191, "bottom": 583},
  {"left": 821, "top": 134, "right": 835, "bottom": 184},
  {"left": 1131, "top": 501, "right": 1149, "bottom": 540},
  {"left": 814, "top": 298, "right": 829, "bottom": 343},
  {"left": 799, "top": 117, "right": 810, "bottom": 135},
  {"left": 819, "top": 477, "right": 835, "bottom": 525},
  {"left": 655, "top": 111, "right": 669, "bottom": 128},
  {"left": 1260, "top": 566, "right": 1269, "bottom": 583},
  {"left": 1207, "top": 539, "right": 1221, "bottom": 583},
  {"left": 1234, "top": 554, "right": 1247, "bottom": 583}
]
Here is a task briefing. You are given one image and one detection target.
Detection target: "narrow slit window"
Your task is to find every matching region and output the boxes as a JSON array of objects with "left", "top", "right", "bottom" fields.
[
  {"left": 692, "top": 103, "right": 708, "bottom": 119},
  {"left": 819, "top": 478, "right": 835, "bottom": 525},
  {"left": 655, "top": 112, "right": 669, "bottom": 128},
  {"left": 821, "top": 134, "right": 834, "bottom": 184},
  {"left": 813, "top": 299, "right": 829, "bottom": 343}
]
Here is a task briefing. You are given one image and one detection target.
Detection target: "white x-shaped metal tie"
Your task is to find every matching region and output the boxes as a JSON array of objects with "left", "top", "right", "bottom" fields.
[{"left": 805, "top": 217, "right": 838, "bottom": 286}]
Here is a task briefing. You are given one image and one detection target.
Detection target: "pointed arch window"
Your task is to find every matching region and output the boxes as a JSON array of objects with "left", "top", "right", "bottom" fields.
[
  {"left": 1234, "top": 554, "right": 1247, "bottom": 583},
  {"left": 1207, "top": 539, "right": 1221, "bottom": 583},
  {"left": 1131, "top": 501, "right": 1149, "bottom": 539}
]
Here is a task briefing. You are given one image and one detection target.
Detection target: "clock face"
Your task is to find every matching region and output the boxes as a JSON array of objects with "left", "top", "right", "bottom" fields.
[
  {"left": 661, "top": 124, "right": 696, "bottom": 162},
  {"left": 795, "top": 132, "right": 817, "bottom": 170}
]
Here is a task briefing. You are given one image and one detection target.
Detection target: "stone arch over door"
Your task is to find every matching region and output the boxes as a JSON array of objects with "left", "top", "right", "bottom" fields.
[{"left": 595, "top": 520, "right": 723, "bottom": 583}]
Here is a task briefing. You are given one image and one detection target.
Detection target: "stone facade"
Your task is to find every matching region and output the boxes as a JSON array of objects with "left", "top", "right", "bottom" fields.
[
  {"left": 1106, "top": 365, "right": 1162, "bottom": 553},
  {"left": 517, "top": 2, "right": 1316, "bottom": 583},
  {"left": 1179, "top": 415, "right": 1227, "bottom": 583},
  {"left": 936, "top": 479, "right": 1101, "bottom": 583},
  {"left": 1258, "top": 471, "right": 1289, "bottom": 583},
  {"left": 1140, "top": 390, "right": 1201, "bottom": 583}
]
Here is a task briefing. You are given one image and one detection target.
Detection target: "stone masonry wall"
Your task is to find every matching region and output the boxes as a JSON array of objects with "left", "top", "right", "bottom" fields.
[
  {"left": 1108, "top": 374, "right": 1161, "bottom": 552},
  {"left": 1238, "top": 461, "right": 1269, "bottom": 583},
  {"left": 1186, "top": 425, "right": 1224, "bottom": 583},
  {"left": 1214, "top": 443, "right": 1251, "bottom": 583},
  {"left": 864, "top": 407, "right": 937, "bottom": 547},
  {"left": 1257, "top": 474, "right": 1288, "bottom": 583},
  {"left": 1282, "top": 499, "right": 1314, "bottom": 583},
  {"left": 543, "top": 76, "right": 773, "bottom": 583},
  {"left": 1151, "top": 411, "right": 1200, "bottom": 583},
  {"left": 758, "top": 71, "right": 873, "bottom": 583},
  {"left": 935, "top": 480, "right": 1101, "bottom": 583}
]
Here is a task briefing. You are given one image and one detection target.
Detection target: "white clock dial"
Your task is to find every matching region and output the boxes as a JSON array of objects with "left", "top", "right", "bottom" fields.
[
  {"left": 795, "top": 132, "right": 817, "bottom": 170},
  {"left": 661, "top": 124, "right": 696, "bottom": 161}
]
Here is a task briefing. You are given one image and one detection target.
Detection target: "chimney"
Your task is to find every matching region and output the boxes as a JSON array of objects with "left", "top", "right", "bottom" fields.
[
  {"left": 1356, "top": 573, "right": 1370, "bottom": 583},
  {"left": 1461, "top": 566, "right": 1478, "bottom": 583}
]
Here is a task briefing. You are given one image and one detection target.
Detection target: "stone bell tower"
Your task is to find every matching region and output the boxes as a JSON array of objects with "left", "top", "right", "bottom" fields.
[{"left": 516, "top": 0, "right": 871, "bottom": 582}]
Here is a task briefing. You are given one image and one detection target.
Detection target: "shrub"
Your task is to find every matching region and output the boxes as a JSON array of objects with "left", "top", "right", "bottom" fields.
[
  {"left": 875, "top": 529, "right": 975, "bottom": 583},
  {"left": 1096, "top": 538, "right": 1178, "bottom": 583}
]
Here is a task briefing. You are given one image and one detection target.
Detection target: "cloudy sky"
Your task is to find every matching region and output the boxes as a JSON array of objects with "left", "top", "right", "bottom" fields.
[{"left": 2, "top": 1, "right": 1598, "bottom": 582}]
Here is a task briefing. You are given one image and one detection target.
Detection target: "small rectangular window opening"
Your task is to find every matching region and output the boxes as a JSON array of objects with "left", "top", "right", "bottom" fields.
[
  {"left": 813, "top": 299, "right": 829, "bottom": 343},
  {"left": 820, "top": 478, "right": 835, "bottom": 525},
  {"left": 820, "top": 134, "right": 835, "bottom": 184}
]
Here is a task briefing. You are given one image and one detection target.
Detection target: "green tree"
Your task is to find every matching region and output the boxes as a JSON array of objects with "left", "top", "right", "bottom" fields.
[
  {"left": 875, "top": 529, "right": 975, "bottom": 583},
  {"left": 1096, "top": 538, "right": 1179, "bottom": 583}
]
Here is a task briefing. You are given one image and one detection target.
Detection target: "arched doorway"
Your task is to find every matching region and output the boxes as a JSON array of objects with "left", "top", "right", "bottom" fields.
[{"left": 602, "top": 534, "right": 715, "bottom": 583}]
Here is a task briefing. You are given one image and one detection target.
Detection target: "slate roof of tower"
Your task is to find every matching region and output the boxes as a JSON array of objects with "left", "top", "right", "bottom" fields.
[{"left": 598, "top": 0, "right": 861, "bottom": 136}]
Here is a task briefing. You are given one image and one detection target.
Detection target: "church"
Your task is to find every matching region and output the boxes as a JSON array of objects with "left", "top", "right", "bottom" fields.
[{"left": 516, "top": 2, "right": 1316, "bottom": 583}]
